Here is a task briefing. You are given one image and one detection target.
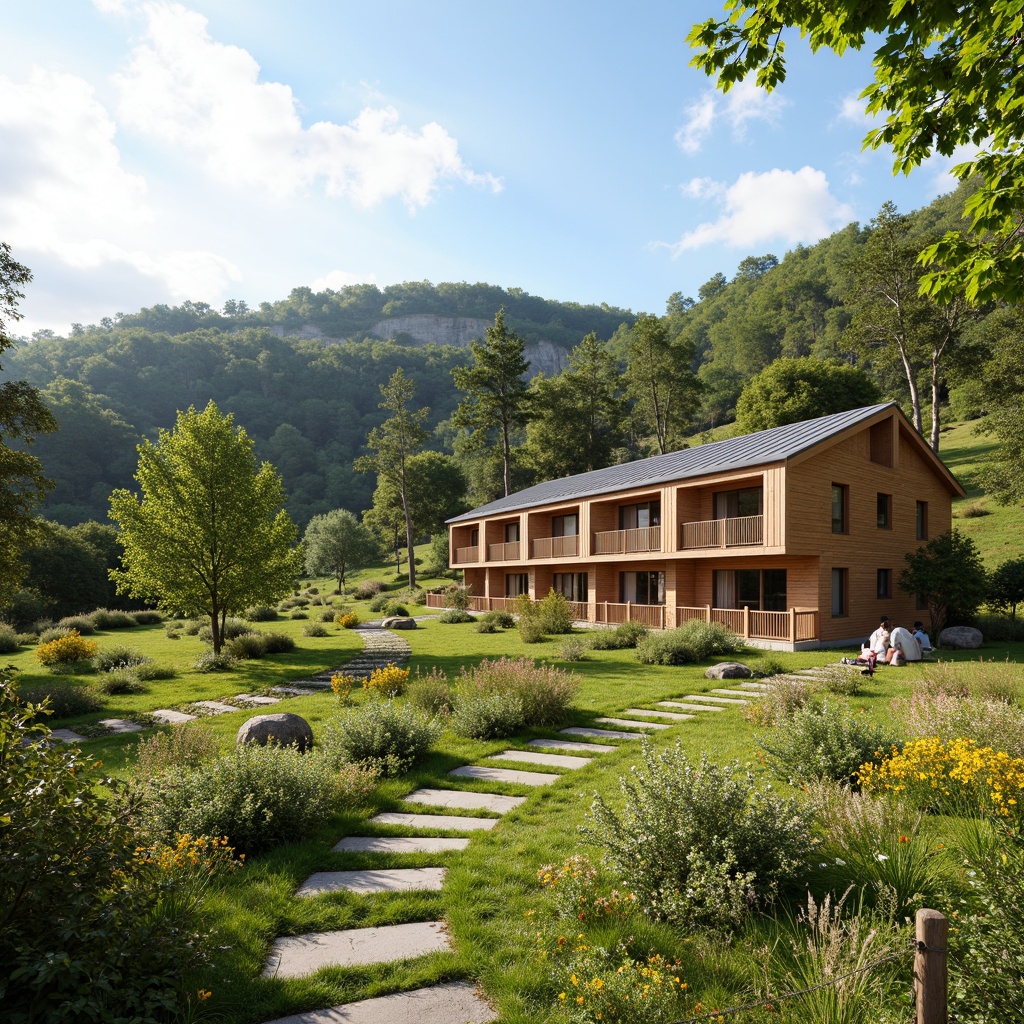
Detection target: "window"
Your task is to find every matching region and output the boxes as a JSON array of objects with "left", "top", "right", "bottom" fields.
[
  {"left": 713, "top": 569, "right": 787, "bottom": 611},
  {"left": 916, "top": 501, "right": 928, "bottom": 541},
  {"left": 505, "top": 573, "right": 529, "bottom": 597},
  {"left": 877, "top": 568, "right": 891, "bottom": 599},
  {"left": 831, "top": 485, "right": 848, "bottom": 534},
  {"left": 553, "top": 573, "right": 588, "bottom": 602},
  {"left": 470, "top": 528, "right": 479, "bottom": 546},
  {"left": 619, "top": 500, "right": 660, "bottom": 530},
  {"left": 620, "top": 571, "right": 665, "bottom": 605},
  {"left": 877, "top": 493, "right": 891, "bottom": 529},
  {"left": 831, "top": 568, "right": 848, "bottom": 617},
  {"left": 713, "top": 487, "right": 763, "bottom": 519},
  {"left": 552, "top": 513, "right": 578, "bottom": 537},
  {"left": 504, "top": 522, "right": 520, "bottom": 543}
]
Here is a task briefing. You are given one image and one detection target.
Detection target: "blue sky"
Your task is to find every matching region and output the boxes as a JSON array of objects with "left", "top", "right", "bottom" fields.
[{"left": 2, "top": 1, "right": 966, "bottom": 336}]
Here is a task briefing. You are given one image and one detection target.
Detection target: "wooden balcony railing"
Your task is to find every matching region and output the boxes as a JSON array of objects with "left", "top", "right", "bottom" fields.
[
  {"left": 531, "top": 535, "right": 579, "bottom": 559},
  {"left": 593, "top": 602, "right": 666, "bottom": 628},
  {"left": 453, "top": 545, "right": 480, "bottom": 564},
  {"left": 679, "top": 514, "right": 763, "bottom": 550},
  {"left": 592, "top": 526, "right": 662, "bottom": 555},
  {"left": 677, "top": 606, "right": 819, "bottom": 642},
  {"left": 487, "top": 541, "right": 520, "bottom": 561}
]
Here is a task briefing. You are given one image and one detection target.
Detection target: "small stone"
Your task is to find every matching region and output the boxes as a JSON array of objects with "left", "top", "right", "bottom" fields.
[
  {"left": 381, "top": 617, "right": 417, "bottom": 629},
  {"left": 704, "top": 662, "right": 754, "bottom": 679},
  {"left": 938, "top": 625, "right": 983, "bottom": 649},
  {"left": 237, "top": 712, "right": 313, "bottom": 752}
]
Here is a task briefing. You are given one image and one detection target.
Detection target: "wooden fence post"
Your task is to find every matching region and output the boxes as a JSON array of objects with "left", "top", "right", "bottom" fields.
[{"left": 915, "top": 908, "right": 948, "bottom": 1024}]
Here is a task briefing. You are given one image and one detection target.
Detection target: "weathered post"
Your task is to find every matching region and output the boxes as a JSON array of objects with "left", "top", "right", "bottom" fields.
[{"left": 915, "top": 908, "right": 948, "bottom": 1024}]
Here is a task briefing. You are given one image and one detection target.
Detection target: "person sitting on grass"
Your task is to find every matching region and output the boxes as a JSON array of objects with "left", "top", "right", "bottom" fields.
[
  {"left": 889, "top": 623, "right": 922, "bottom": 665},
  {"left": 913, "top": 621, "right": 933, "bottom": 653}
]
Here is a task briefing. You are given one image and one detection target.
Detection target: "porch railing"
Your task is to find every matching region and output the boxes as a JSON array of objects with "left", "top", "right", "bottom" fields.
[
  {"left": 453, "top": 545, "right": 479, "bottom": 564},
  {"left": 592, "top": 526, "right": 662, "bottom": 555},
  {"left": 594, "top": 602, "right": 666, "bottom": 628},
  {"left": 531, "top": 535, "right": 579, "bottom": 559},
  {"left": 679, "top": 515, "right": 763, "bottom": 549},
  {"left": 487, "top": 541, "right": 520, "bottom": 561},
  {"left": 677, "top": 605, "right": 819, "bottom": 642}
]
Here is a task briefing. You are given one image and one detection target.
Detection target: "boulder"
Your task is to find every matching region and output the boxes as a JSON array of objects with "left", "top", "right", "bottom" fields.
[
  {"left": 382, "top": 616, "right": 417, "bottom": 630},
  {"left": 237, "top": 713, "right": 313, "bottom": 752},
  {"left": 704, "top": 662, "right": 754, "bottom": 680},
  {"left": 938, "top": 626, "right": 983, "bottom": 650}
]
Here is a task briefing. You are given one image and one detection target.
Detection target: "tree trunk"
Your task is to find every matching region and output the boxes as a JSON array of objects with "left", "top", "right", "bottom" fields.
[
  {"left": 501, "top": 419, "right": 512, "bottom": 496},
  {"left": 210, "top": 603, "right": 221, "bottom": 654}
]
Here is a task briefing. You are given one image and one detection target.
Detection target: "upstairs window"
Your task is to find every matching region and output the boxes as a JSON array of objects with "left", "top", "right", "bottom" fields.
[
  {"left": 831, "top": 485, "right": 848, "bottom": 534},
  {"left": 619, "top": 500, "right": 660, "bottom": 530},
  {"left": 877, "top": 568, "right": 891, "bottom": 599},
  {"left": 916, "top": 501, "right": 928, "bottom": 540},
  {"left": 714, "top": 487, "right": 763, "bottom": 519},
  {"left": 552, "top": 513, "right": 578, "bottom": 537},
  {"left": 504, "top": 522, "right": 520, "bottom": 543},
  {"left": 877, "top": 493, "right": 891, "bottom": 529}
]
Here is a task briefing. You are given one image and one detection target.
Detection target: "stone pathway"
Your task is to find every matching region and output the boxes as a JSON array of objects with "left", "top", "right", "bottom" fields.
[{"left": 276, "top": 626, "right": 411, "bottom": 690}]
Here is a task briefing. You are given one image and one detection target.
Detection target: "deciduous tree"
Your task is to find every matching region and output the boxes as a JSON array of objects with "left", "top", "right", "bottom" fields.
[
  {"left": 899, "top": 529, "right": 988, "bottom": 634},
  {"left": 302, "top": 509, "right": 380, "bottom": 593},
  {"left": 989, "top": 558, "right": 1024, "bottom": 621},
  {"left": 109, "top": 401, "right": 301, "bottom": 652}
]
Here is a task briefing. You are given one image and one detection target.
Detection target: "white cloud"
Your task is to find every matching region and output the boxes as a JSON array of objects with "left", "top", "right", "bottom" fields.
[
  {"left": 675, "top": 77, "right": 786, "bottom": 154},
  {"left": 114, "top": 2, "right": 502, "bottom": 208},
  {"left": 838, "top": 92, "right": 875, "bottom": 126},
  {"left": 664, "top": 166, "right": 854, "bottom": 254},
  {"left": 311, "top": 269, "right": 378, "bottom": 292}
]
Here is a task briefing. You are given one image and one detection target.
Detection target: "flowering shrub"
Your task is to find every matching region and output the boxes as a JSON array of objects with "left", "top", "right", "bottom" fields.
[
  {"left": 92, "top": 644, "right": 150, "bottom": 672},
  {"left": 742, "top": 676, "right": 817, "bottom": 727},
  {"left": 132, "top": 723, "right": 221, "bottom": 776},
  {"left": 537, "top": 854, "right": 637, "bottom": 922},
  {"left": 902, "top": 689, "right": 1024, "bottom": 758},
  {"left": 450, "top": 690, "right": 525, "bottom": 739},
  {"left": 36, "top": 629, "right": 98, "bottom": 667},
  {"left": 364, "top": 663, "right": 410, "bottom": 696},
  {"left": 135, "top": 833, "right": 243, "bottom": 879},
  {"left": 858, "top": 736, "right": 1024, "bottom": 820},
  {"left": 322, "top": 700, "right": 439, "bottom": 777},
  {"left": 335, "top": 611, "right": 360, "bottom": 628},
  {"left": 330, "top": 672, "right": 357, "bottom": 704},
  {"left": 453, "top": 657, "right": 578, "bottom": 727}
]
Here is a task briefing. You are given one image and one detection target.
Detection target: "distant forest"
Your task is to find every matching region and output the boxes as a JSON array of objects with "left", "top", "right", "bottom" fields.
[{"left": 2, "top": 179, "right": 998, "bottom": 531}]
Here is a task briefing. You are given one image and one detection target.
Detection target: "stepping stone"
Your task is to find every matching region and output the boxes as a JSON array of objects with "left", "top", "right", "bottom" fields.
[
  {"left": 679, "top": 694, "right": 747, "bottom": 705},
  {"left": 529, "top": 738, "right": 617, "bottom": 753},
  {"left": 370, "top": 812, "right": 498, "bottom": 832},
  {"left": 271, "top": 686, "right": 317, "bottom": 695},
  {"left": 334, "top": 836, "right": 470, "bottom": 853},
  {"left": 261, "top": 980, "right": 495, "bottom": 1024},
  {"left": 193, "top": 700, "right": 238, "bottom": 714},
  {"left": 98, "top": 718, "right": 144, "bottom": 733},
  {"left": 296, "top": 868, "right": 446, "bottom": 895},
  {"left": 738, "top": 682, "right": 770, "bottom": 690},
  {"left": 657, "top": 701, "right": 724, "bottom": 712},
  {"left": 561, "top": 726, "right": 642, "bottom": 740},
  {"left": 51, "top": 728, "right": 86, "bottom": 743},
  {"left": 711, "top": 689, "right": 759, "bottom": 698},
  {"left": 489, "top": 749, "right": 591, "bottom": 769},
  {"left": 450, "top": 765, "right": 559, "bottom": 786},
  {"left": 264, "top": 921, "right": 449, "bottom": 978},
  {"left": 595, "top": 717, "right": 670, "bottom": 730},
  {"left": 235, "top": 693, "right": 282, "bottom": 705},
  {"left": 405, "top": 788, "right": 525, "bottom": 814},
  {"left": 151, "top": 708, "right": 196, "bottom": 724},
  {"left": 621, "top": 707, "right": 695, "bottom": 721}
]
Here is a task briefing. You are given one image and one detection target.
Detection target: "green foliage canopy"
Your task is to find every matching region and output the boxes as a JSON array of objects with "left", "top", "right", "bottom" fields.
[
  {"left": 899, "top": 529, "right": 989, "bottom": 634},
  {"left": 302, "top": 508, "right": 380, "bottom": 592}
]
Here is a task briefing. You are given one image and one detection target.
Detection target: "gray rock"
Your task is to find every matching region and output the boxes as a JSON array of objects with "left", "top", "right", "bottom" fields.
[
  {"left": 381, "top": 616, "right": 417, "bottom": 629},
  {"left": 704, "top": 662, "right": 754, "bottom": 679},
  {"left": 237, "top": 712, "right": 313, "bottom": 752},
  {"left": 938, "top": 626, "right": 983, "bottom": 649}
]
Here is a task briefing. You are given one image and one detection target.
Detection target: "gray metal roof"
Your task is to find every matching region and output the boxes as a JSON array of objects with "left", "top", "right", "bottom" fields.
[{"left": 448, "top": 403, "right": 900, "bottom": 523}]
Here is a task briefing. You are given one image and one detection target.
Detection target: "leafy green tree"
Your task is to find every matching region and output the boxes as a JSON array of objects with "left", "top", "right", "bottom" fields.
[
  {"left": 452, "top": 307, "right": 531, "bottom": 495},
  {"left": 302, "top": 509, "right": 380, "bottom": 593},
  {"left": 688, "top": 2, "right": 1024, "bottom": 305},
  {"left": 109, "top": 401, "right": 301, "bottom": 652},
  {"left": 625, "top": 313, "right": 701, "bottom": 454},
  {"left": 989, "top": 559, "right": 1024, "bottom": 621},
  {"left": 899, "top": 529, "right": 989, "bottom": 634},
  {"left": 355, "top": 368, "right": 429, "bottom": 589},
  {"left": 21, "top": 521, "right": 115, "bottom": 619},
  {"left": 0, "top": 244, "right": 57, "bottom": 604},
  {"left": 735, "top": 357, "right": 880, "bottom": 432}
]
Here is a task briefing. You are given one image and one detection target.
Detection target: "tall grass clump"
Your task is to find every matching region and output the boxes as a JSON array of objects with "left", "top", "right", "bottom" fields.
[
  {"left": 322, "top": 701, "right": 440, "bottom": 777},
  {"left": 0, "top": 622, "right": 21, "bottom": 654},
  {"left": 131, "top": 723, "right": 222, "bottom": 776},
  {"left": 88, "top": 608, "right": 138, "bottom": 630},
  {"left": 635, "top": 619, "right": 743, "bottom": 665},
  {"left": 451, "top": 691, "right": 525, "bottom": 739},
  {"left": 453, "top": 656, "right": 579, "bottom": 726},
  {"left": 407, "top": 668, "right": 454, "bottom": 716},
  {"left": 18, "top": 682, "right": 104, "bottom": 718},
  {"left": 902, "top": 689, "right": 1024, "bottom": 758},
  {"left": 55, "top": 615, "right": 96, "bottom": 635}
]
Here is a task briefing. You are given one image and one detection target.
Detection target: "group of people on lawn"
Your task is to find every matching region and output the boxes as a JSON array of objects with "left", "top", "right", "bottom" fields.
[{"left": 845, "top": 617, "right": 932, "bottom": 674}]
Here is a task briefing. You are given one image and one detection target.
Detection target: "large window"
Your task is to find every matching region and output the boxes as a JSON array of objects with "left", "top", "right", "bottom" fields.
[
  {"left": 552, "top": 513, "right": 578, "bottom": 537},
  {"left": 505, "top": 573, "right": 529, "bottom": 597},
  {"left": 831, "top": 484, "right": 848, "bottom": 534},
  {"left": 619, "top": 500, "right": 660, "bottom": 530},
  {"left": 714, "top": 487, "right": 763, "bottom": 519},
  {"left": 553, "top": 572, "right": 588, "bottom": 602},
  {"left": 620, "top": 571, "right": 665, "bottom": 605},
  {"left": 504, "top": 522, "right": 520, "bottom": 543},
  {"left": 713, "top": 569, "right": 787, "bottom": 611},
  {"left": 831, "top": 568, "right": 848, "bottom": 617},
  {"left": 877, "top": 493, "right": 891, "bottom": 529},
  {"left": 916, "top": 501, "right": 928, "bottom": 541}
]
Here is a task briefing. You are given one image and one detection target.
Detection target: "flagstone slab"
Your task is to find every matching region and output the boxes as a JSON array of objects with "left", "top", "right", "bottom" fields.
[
  {"left": 297, "top": 868, "right": 446, "bottom": 895},
  {"left": 711, "top": 689, "right": 760, "bottom": 698},
  {"left": 450, "top": 765, "right": 559, "bottom": 786},
  {"left": 333, "top": 836, "right": 471, "bottom": 854},
  {"left": 620, "top": 708, "right": 695, "bottom": 721},
  {"left": 595, "top": 717, "right": 670, "bottom": 730},
  {"left": 370, "top": 812, "right": 498, "bottom": 832},
  {"left": 261, "top": 980, "right": 495, "bottom": 1024},
  {"left": 271, "top": 686, "right": 318, "bottom": 696},
  {"left": 264, "top": 921, "right": 449, "bottom": 978},
  {"left": 98, "top": 718, "right": 144, "bottom": 734},
  {"left": 561, "top": 727, "right": 642, "bottom": 740},
  {"left": 235, "top": 694, "right": 283, "bottom": 705},
  {"left": 194, "top": 700, "right": 239, "bottom": 714},
  {"left": 657, "top": 701, "right": 724, "bottom": 712},
  {"left": 528, "top": 738, "right": 617, "bottom": 753},
  {"left": 151, "top": 708, "right": 197, "bottom": 724},
  {"left": 405, "top": 788, "right": 525, "bottom": 814},
  {"left": 738, "top": 682, "right": 770, "bottom": 690},
  {"left": 51, "top": 728, "right": 86, "bottom": 743},
  {"left": 489, "top": 749, "right": 591, "bottom": 769},
  {"left": 679, "top": 694, "right": 747, "bottom": 705}
]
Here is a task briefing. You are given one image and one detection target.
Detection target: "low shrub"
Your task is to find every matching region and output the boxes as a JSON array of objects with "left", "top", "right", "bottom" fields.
[
  {"left": 635, "top": 620, "right": 743, "bottom": 665},
  {"left": 139, "top": 743, "right": 372, "bottom": 854},
  {"left": 244, "top": 605, "right": 278, "bottom": 621},
  {"left": 408, "top": 668, "right": 454, "bottom": 716},
  {"left": 92, "top": 645, "right": 150, "bottom": 672},
  {"left": 131, "top": 722, "right": 221, "bottom": 776},
  {"left": 130, "top": 610, "right": 163, "bottom": 626},
  {"left": 481, "top": 610, "right": 515, "bottom": 629},
  {"left": 442, "top": 584, "right": 472, "bottom": 611},
  {"left": 475, "top": 618, "right": 498, "bottom": 633},
  {"left": 164, "top": 622, "right": 182, "bottom": 639},
  {"left": 0, "top": 622, "right": 20, "bottom": 654},
  {"left": 379, "top": 601, "right": 408, "bottom": 617},
  {"left": 364, "top": 663, "right": 410, "bottom": 697},
  {"left": 440, "top": 609, "right": 474, "bottom": 624},
  {"left": 197, "top": 618, "right": 250, "bottom": 645},
  {"left": 180, "top": 619, "right": 203, "bottom": 635},
  {"left": 135, "top": 663, "right": 177, "bottom": 681},
  {"left": 226, "top": 632, "right": 268, "bottom": 660},
  {"left": 974, "top": 613, "right": 1024, "bottom": 642},
  {"left": 586, "top": 744, "right": 817, "bottom": 929},
  {"left": 89, "top": 608, "right": 138, "bottom": 630},
  {"left": 15, "top": 632, "right": 37, "bottom": 647},
  {"left": 902, "top": 689, "right": 1024, "bottom": 759},
  {"left": 354, "top": 579, "right": 384, "bottom": 600},
  {"left": 18, "top": 682, "right": 104, "bottom": 718},
  {"left": 367, "top": 593, "right": 391, "bottom": 612},
  {"left": 319, "top": 608, "right": 337, "bottom": 622},
  {"left": 193, "top": 651, "right": 238, "bottom": 672},
  {"left": 589, "top": 620, "right": 650, "bottom": 650},
  {"left": 451, "top": 690, "right": 525, "bottom": 739},
  {"left": 290, "top": 610, "right": 309, "bottom": 620},
  {"left": 36, "top": 630, "right": 98, "bottom": 667},
  {"left": 915, "top": 659, "right": 1022, "bottom": 703},
  {"left": 301, "top": 621, "right": 329, "bottom": 637},
  {"left": 38, "top": 626, "right": 72, "bottom": 645},
  {"left": 759, "top": 698, "right": 899, "bottom": 787},
  {"left": 261, "top": 632, "right": 295, "bottom": 654},
  {"left": 517, "top": 616, "right": 546, "bottom": 643},
  {"left": 453, "top": 656, "right": 578, "bottom": 726},
  {"left": 330, "top": 672, "right": 357, "bottom": 704},
  {"left": 322, "top": 701, "right": 440, "bottom": 777},
  {"left": 96, "top": 669, "right": 146, "bottom": 695},
  {"left": 741, "top": 677, "right": 817, "bottom": 728},
  {"left": 335, "top": 611, "right": 360, "bottom": 628},
  {"left": 753, "top": 653, "right": 788, "bottom": 678},
  {"left": 56, "top": 615, "right": 96, "bottom": 635},
  {"left": 536, "top": 589, "right": 573, "bottom": 634},
  {"left": 559, "top": 636, "right": 589, "bottom": 661},
  {"left": 815, "top": 663, "right": 864, "bottom": 697}
]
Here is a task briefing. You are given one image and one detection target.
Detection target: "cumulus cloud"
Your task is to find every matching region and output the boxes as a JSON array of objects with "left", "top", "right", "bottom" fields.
[
  {"left": 664, "top": 166, "right": 854, "bottom": 254},
  {"left": 675, "top": 76, "right": 787, "bottom": 154},
  {"left": 311, "top": 269, "right": 379, "bottom": 292},
  {"left": 114, "top": 2, "right": 501, "bottom": 208}
]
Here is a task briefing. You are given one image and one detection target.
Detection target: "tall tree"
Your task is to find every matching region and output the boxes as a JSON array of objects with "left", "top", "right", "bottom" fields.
[
  {"left": 452, "top": 307, "right": 531, "bottom": 496},
  {"left": 355, "top": 368, "right": 429, "bottom": 589},
  {"left": 109, "top": 401, "right": 301, "bottom": 653},
  {"left": 624, "top": 313, "right": 701, "bottom": 454},
  {"left": 688, "top": 2, "right": 1024, "bottom": 306},
  {"left": 302, "top": 509, "right": 379, "bottom": 593},
  {"left": 899, "top": 529, "right": 989, "bottom": 634},
  {"left": 0, "top": 244, "right": 57, "bottom": 605}
]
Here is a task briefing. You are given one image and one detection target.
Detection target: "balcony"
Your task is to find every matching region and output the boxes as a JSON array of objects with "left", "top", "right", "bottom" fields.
[
  {"left": 679, "top": 514, "right": 763, "bottom": 550},
  {"left": 453, "top": 545, "right": 480, "bottom": 564},
  {"left": 531, "top": 535, "right": 578, "bottom": 559},
  {"left": 592, "top": 526, "right": 662, "bottom": 555},
  {"left": 487, "top": 541, "right": 521, "bottom": 561}
]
